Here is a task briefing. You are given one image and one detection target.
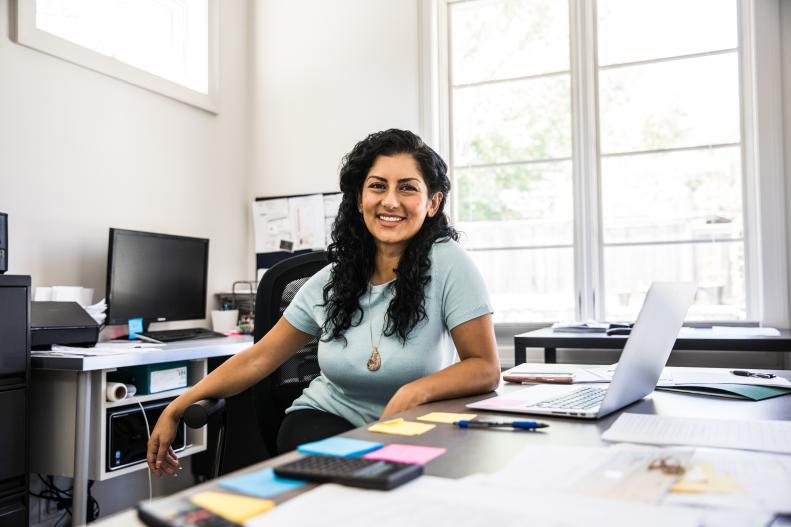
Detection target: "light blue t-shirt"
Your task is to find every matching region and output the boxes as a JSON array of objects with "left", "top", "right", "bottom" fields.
[{"left": 282, "top": 239, "right": 492, "bottom": 427}]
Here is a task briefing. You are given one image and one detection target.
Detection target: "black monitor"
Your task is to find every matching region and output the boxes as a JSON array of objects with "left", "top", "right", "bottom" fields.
[{"left": 106, "top": 228, "right": 209, "bottom": 328}]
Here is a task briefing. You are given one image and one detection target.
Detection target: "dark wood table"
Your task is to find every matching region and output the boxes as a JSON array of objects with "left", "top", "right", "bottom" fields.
[
  {"left": 96, "top": 365, "right": 791, "bottom": 526},
  {"left": 514, "top": 327, "right": 791, "bottom": 364}
]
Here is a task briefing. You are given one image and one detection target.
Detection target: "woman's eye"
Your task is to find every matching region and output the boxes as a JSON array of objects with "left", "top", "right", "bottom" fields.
[
  {"left": 368, "top": 182, "right": 386, "bottom": 190},
  {"left": 400, "top": 185, "right": 417, "bottom": 192}
]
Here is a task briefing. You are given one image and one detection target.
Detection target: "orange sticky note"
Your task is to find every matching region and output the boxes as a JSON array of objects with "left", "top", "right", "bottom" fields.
[{"left": 368, "top": 418, "right": 435, "bottom": 436}]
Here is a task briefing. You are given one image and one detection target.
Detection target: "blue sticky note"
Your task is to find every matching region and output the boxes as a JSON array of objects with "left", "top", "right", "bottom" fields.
[
  {"left": 218, "top": 467, "right": 305, "bottom": 498},
  {"left": 128, "top": 318, "right": 144, "bottom": 339},
  {"left": 297, "top": 436, "right": 383, "bottom": 458}
]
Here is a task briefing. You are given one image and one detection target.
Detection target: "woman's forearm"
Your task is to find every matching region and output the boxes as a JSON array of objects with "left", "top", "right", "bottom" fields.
[
  {"left": 165, "top": 318, "right": 313, "bottom": 418},
  {"left": 405, "top": 356, "right": 501, "bottom": 406}
]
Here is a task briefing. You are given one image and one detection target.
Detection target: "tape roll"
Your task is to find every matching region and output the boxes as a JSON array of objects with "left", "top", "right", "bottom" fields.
[{"left": 106, "top": 382, "right": 128, "bottom": 402}]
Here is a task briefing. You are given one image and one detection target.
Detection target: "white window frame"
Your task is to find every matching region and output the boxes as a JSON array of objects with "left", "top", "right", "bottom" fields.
[
  {"left": 419, "top": 0, "right": 788, "bottom": 330},
  {"left": 11, "top": 0, "right": 220, "bottom": 113}
]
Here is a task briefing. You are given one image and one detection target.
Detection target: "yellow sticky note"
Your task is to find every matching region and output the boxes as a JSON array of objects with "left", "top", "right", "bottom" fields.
[
  {"left": 368, "top": 418, "right": 435, "bottom": 436},
  {"left": 417, "top": 412, "right": 477, "bottom": 424},
  {"left": 191, "top": 491, "right": 275, "bottom": 523}
]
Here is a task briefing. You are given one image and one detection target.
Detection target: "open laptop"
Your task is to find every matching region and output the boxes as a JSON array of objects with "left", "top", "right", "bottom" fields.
[{"left": 468, "top": 282, "right": 697, "bottom": 419}]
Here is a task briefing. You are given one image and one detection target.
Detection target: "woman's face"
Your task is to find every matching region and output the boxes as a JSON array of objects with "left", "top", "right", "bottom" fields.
[{"left": 358, "top": 153, "right": 442, "bottom": 254}]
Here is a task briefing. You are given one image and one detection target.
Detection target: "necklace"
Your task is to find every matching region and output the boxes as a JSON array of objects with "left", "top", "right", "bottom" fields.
[{"left": 366, "top": 286, "right": 383, "bottom": 372}]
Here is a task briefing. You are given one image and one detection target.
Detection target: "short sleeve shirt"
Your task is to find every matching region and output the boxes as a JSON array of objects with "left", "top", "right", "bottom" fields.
[{"left": 282, "top": 239, "right": 492, "bottom": 427}]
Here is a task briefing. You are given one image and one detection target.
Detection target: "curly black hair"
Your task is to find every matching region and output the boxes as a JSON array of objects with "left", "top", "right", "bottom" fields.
[{"left": 321, "top": 129, "right": 459, "bottom": 344}]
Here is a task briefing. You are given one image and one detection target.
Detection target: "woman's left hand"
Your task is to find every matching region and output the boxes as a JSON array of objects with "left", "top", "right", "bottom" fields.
[{"left": 380, "top": 384, "right": 427, "bottom": 419}]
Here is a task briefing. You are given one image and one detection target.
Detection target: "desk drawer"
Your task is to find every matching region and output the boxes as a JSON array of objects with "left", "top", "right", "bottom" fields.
[{"left": 0, "top": 389, "right": 26, "bottom": 485}]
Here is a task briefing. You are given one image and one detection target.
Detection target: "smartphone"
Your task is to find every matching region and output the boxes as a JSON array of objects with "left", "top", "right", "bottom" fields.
[{"left": 503, "top": 373, "right": 574, "bottom": 384}]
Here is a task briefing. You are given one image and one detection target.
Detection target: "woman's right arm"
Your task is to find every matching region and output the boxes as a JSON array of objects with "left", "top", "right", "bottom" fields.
[{"left": 146, "top": 317, "right": 315, "bottom": 476}]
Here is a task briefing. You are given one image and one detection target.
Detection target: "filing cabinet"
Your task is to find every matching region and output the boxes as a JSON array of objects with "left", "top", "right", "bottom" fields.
[{"left": 0, "top": 275, "right": 30, "bottom": 526}]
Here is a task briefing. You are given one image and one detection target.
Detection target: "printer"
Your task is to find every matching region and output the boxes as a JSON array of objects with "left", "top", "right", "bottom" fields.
[{"left": 31, "top": 301, "right": 99, "bottom": 348}]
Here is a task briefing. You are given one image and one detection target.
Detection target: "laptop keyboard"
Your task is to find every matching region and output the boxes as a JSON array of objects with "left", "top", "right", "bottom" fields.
[{"left": 535, "top": 386, "right": 607, "bottom": 410}]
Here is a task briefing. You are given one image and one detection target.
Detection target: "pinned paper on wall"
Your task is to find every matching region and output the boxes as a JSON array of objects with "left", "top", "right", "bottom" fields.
[{"left": 253, "top": 192, "right": 342, "bottom": 274}]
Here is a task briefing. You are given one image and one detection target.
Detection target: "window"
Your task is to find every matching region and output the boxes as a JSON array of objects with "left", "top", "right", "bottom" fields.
[
  {"left": 13, "top": 0, "right": 218, "bottom": 112},
  {"left": 422, "top": 0, "right": 788, "bottom": 326}
]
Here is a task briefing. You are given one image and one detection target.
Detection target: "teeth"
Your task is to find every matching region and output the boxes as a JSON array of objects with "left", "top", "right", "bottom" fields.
[{"left": 379, "top": 215, "right": 403, "bottom": 222}]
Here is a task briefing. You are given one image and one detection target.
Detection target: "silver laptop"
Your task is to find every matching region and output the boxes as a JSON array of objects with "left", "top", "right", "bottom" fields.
[{"left": 467, "top": 282, "right": 697, "bottom": 419}]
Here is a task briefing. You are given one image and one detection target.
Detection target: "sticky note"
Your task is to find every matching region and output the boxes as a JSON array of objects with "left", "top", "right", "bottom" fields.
[
  {"left": 367, "top": 418, "right": 435, "bottom": 436},
  {"left": 417, "top": 412, "right": 477, "bottom": 424},
  {"left": 297, "top": 436, "right": 383, "bottom": 457},
  {"left": 191, "top": 491, "right": 274, "bottom": 523},
  {"left": 363, "top": 444, "right": 446, "bottom": 465},
  {"left": 127, "top": 318, "right": 144, "bottom": 338},
  {"left": 218, "top": 468, "right": 305, "bottom": 498},
  {"left": 472, "top": 397, "right": 525, "bottom": 409}
]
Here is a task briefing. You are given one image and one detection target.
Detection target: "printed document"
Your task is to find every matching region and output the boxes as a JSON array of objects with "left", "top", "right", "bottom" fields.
[{"left": 601, "top": 413, "right": 791, "bottom": 454}]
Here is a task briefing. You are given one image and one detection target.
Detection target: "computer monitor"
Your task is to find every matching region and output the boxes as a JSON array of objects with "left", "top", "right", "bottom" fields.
[{"left": 106, "top": 228, "right": 209, "bottom": 329}]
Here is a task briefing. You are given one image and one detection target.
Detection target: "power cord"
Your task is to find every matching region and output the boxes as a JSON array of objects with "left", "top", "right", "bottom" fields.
[
  {"left": 134, "top": 397, "right": 154, "bottom": 502},
  {"left": 31, "top": 474, "right": 100, "bottom": 524}
]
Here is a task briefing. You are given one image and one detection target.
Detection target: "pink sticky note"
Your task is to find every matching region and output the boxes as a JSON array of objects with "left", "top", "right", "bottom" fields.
[
  {"left": 362, "top": 444, "right": 446, "bottom": 465},
  {"left": 473, "top": 397, "right": 524, "bottom": 409}
]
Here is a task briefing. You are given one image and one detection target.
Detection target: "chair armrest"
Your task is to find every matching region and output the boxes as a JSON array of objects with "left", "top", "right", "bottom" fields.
[{"left": 183, "top": 398, "right": 226, "bottom": 429}]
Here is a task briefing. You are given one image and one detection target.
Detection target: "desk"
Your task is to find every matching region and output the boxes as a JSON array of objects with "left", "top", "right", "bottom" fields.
[
  {"left": 95, "top": 365, "right": 791, "bottom": 526},
  {"left": 514, "top": 327, "right": 791, "bottom": 365},
  {"left": 31, "top": 336, "right": 252, "bottom": 526}
]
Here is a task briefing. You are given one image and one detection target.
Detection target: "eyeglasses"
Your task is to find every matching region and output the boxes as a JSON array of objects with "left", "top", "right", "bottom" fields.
[
  {"left": 648, "top": 456, "right": 686, "bottom": 476},
  {"left": 730, "top": 369, "right": 776, "bottom": 379}
]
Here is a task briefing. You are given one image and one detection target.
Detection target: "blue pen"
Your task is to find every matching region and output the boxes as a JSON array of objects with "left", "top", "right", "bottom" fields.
[{"left": 455, "top": 419, "right": 549, "bottom": 430}]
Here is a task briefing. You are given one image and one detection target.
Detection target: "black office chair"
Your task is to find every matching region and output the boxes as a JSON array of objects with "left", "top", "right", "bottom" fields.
[{"left": 183, "top": 251, "right": 328, "bottom": 478}]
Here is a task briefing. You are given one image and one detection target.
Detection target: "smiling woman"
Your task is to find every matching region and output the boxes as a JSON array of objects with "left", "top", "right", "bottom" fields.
[{"left": 146, "top": 129, "right": 501, "bottom": 474}]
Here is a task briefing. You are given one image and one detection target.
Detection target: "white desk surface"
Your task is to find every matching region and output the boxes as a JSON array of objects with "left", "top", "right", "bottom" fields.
[{"left": 30, "top": 335, "right": 253, "bottom": 372}]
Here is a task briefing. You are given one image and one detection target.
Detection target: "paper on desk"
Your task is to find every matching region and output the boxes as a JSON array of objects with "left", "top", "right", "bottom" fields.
[
  {"left": 245, "top": 474, "right": 765, "bottom": 527},
  {"left": 466, "top": 444, "right": 791, "bottom": 515},
  {"left": 367, "top": 418, "right": 435, "bottom": 436},
  {"left": 665, "top": 448, "right": 791, "bottom": 513},
  {"left": 46, "top": 343, "right": 163, "bottom": 356},
  {"left": 584, "top": 365, "right": 791, "bottom": 388},
  {"left": 710, "top": 326, "right": 781, "bottom": 337},
  {"left": 601, "top": 413, "right": 791, "bottom": 454},
  {"left": 191, "top": 491, "right": 274, "bottom": 523}
]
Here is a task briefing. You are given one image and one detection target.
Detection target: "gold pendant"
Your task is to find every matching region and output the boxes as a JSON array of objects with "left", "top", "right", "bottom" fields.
[{"left": 367, "top": 346, "right": 381, "bottom": 371}]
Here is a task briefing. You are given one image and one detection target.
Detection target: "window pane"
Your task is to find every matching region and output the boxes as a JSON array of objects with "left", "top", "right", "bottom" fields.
[
  {"left": 599, "top": 53, "right": 740, "bottom": 154},
  {"left": 597, "top": 0, "right": 737, "bottom": 66},
  {"left": 603, "top": 242, "right": 745, "bottom": 321},
  {"left": 452, "top": 76, "right": 571, "bottom": 165},
  {"left": 601, "top": 147, "right": 743, "bottom": 244},
  {"left": 455, "top": 161, "right": 573, "bottom": 246},
  {"left": 450, "top": 0, "right": 569, "bottom": 85},
  {"left": 36, "top": 0, "right": 209, "bottom": 93},
  {"left": 466, "top": 247, "right": 575, "bottom": 323}
]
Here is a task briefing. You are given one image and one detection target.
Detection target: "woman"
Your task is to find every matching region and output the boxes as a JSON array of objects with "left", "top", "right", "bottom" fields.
[{"left": 147, "top": 129, "right": 500, "bottom": 477}]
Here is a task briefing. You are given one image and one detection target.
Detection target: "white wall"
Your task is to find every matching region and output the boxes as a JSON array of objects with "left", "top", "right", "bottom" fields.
[
  {"left": 0, "top": 0, "right": 253, "bottom": 328},
  {"left": 249, "top": 0, "right": 421, "bottom": 198}
]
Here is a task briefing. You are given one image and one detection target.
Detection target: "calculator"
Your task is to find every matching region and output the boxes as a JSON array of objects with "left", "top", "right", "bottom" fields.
[{"left": 273, "top": 455, "right": 423, "bottom": 490}]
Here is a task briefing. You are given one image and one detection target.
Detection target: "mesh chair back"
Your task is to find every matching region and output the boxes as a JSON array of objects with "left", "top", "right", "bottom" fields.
[{"left": 252, "top": 251, "right": 328, "bottom": 456}]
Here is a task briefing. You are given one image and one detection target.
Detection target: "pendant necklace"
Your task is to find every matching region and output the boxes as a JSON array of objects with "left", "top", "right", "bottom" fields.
[{"left": 367, "top": 286, "right": 384, "bottom": 372}]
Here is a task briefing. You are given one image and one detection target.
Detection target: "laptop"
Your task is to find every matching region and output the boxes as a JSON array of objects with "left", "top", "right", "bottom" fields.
[{"left": 467, "top": 282, "right": 697, "bottom": 419}]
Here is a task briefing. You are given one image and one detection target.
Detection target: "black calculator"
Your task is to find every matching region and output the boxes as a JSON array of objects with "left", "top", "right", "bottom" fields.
[{"left": 274, "top": 455, "right": 423, "bottom": 490}]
